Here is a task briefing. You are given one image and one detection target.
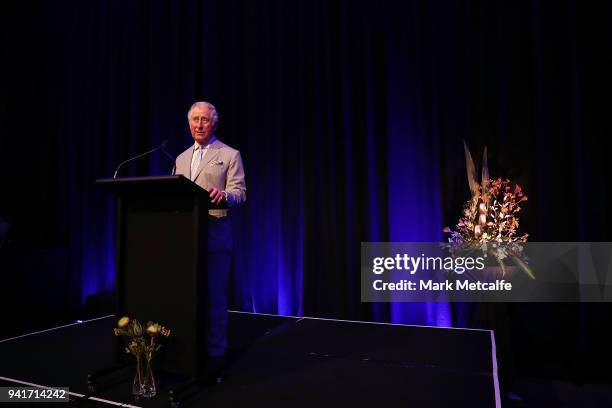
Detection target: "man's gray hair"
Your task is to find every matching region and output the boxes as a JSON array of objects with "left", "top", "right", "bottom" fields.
[{"left": 187, "top": 101, "right": 219, "bottom": 130}]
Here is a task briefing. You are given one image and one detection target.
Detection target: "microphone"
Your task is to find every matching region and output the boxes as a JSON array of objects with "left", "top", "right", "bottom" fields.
[{"left": 113, "top": 141, "right": 175, "bottom": 178}]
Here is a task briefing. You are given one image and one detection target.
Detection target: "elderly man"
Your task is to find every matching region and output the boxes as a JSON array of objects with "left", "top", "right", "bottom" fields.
[{"left": 175, "top": 101, "right": 246, "bottom": 375}]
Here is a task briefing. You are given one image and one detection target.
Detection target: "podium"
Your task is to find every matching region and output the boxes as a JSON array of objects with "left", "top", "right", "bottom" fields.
[{"left": 96, "top": 175, "right": 209, "bottom": 378}]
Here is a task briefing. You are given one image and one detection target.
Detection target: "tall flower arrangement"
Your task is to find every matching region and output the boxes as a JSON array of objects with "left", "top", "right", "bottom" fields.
[{"left": 443, "top": 142, "right": 534, "bottom": 279}]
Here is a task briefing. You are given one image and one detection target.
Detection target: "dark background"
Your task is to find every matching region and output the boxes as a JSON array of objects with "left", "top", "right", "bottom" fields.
[{"left": 1, "top": 0, "right": 611, "bottom": 385}]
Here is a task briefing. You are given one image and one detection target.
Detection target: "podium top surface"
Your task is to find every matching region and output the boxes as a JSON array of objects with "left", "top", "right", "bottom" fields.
[{"left": 96, "top": 175, "right": 208, "bottom": 196}]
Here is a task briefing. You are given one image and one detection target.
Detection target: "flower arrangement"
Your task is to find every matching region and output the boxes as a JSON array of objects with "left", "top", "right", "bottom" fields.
[
  {"left": 444, "top": 178, "right": 528, "bottom": 244},
  {"left": 113, "top": 316, "right": 171, "bottom": 398},
  {"left": 443, "top": 142, "right": 534, "bottom": 279}
]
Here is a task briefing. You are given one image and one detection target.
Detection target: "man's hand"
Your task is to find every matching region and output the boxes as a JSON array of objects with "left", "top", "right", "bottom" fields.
[{"left": 209, "top": 187, "right": 226, "bottom": 205}]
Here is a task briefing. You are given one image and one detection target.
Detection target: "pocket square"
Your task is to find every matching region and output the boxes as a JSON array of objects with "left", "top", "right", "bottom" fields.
[{"left": 210, "top": 160, "right": 224, "bottom": 166}]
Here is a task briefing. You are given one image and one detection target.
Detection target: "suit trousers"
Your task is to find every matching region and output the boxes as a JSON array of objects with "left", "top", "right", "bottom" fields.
[{"left": 206, "top": 216, "right": 232, "bottom": 358}]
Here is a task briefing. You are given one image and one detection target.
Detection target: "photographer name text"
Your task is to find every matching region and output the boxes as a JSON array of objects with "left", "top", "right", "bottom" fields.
[{"left": 373, "top": 279, "right": 512, "bottom": 291}]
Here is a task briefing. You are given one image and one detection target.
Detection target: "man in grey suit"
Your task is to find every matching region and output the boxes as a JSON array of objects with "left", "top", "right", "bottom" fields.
[{"left": 175, "top": 101, "right": 246, "bottom": 372}]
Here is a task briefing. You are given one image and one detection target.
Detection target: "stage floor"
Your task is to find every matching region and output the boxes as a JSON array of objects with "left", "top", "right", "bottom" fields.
[{"left": 0, "top": 311, "right": 500, "bottom": 407}]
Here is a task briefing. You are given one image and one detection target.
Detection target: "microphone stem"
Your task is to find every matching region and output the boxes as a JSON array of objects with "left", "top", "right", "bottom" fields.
[{"left": 113, "top": 145, "right": 162, "bottom": 179}]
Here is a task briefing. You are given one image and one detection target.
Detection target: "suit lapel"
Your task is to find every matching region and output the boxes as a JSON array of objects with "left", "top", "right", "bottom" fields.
[{"left": 193, "top": 139, "right": 222, "bottom": 181}]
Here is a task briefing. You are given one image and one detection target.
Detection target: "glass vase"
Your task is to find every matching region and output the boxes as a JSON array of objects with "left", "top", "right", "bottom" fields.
[
  {"left": 141, "top": 355, "right": 157, "bottom": 398},
  {"left": 132, "top": 354, "right": 144, "bottom": 396}
]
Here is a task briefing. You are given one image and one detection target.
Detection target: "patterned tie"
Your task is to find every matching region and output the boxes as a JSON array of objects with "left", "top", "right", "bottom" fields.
[{"left": 191, "top": 147, "right": 203, "bottom": 181}]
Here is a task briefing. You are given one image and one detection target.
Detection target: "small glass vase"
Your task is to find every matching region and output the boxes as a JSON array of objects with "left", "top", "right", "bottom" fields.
[
  {"left": 132, "top": 354, "right": 144, "bottom": 397},
  {"left": 132, "top": 354, "right": 156, "bottom": 398},
  {"left": 141, "top": 355, "right": 157, "bottom": 398}
]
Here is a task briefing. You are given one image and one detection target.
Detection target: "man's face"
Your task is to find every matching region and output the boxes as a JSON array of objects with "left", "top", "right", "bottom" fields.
[{"left": 189, "top": 105, "right": 215, "bottom": 145}]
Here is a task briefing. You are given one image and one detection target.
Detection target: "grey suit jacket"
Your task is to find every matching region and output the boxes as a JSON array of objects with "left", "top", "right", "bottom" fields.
[
  {"left": 175, "top": 138, "right": 246, "bottom": 211},
  {"left": 175, "top": 138, "right": 246, "bottom": 251}
]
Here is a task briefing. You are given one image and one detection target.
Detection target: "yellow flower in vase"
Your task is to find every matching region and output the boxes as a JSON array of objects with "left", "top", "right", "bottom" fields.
[
  {"left": 118, "top": 316, "right": 130, "bottom": 328},
  {"left": 146, "top": 323, "right": 160, "bottom": 335}
]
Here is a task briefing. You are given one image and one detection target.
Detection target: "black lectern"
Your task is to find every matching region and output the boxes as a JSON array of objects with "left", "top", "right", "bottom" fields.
[{"left": 96, "top": 175, "right": 209, "bottom": 378}]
